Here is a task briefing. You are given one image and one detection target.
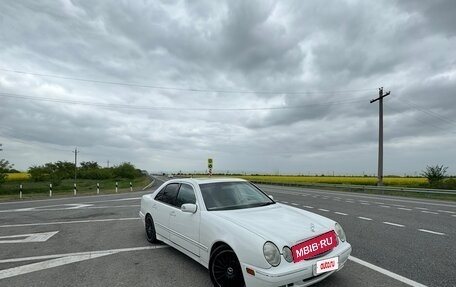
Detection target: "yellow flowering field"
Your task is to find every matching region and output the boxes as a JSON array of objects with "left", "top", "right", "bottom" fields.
[
  {"left": 6, "top": 173, "right": 31, "bottom": 181},
  {"left": 236, "top": 175, "right": 427, "bottom": 187}
]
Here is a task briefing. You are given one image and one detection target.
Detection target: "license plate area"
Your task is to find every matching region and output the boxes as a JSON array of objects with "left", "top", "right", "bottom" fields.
[
  {"left": 291, "top": 230, "right": 338, "bottom": 263},
  {"left": 314, "top": 257, "right": 339, "bottom": 275}
]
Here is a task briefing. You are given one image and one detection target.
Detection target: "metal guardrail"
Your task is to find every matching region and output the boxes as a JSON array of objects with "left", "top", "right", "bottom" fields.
[{"left": 252, "top": 181, "right": 456, "bottom": 196}]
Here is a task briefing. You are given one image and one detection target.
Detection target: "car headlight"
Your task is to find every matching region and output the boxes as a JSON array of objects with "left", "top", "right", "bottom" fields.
[
  {"left": 263, "top": 241, "right": 281, "bottom": 267},
  {"left": 334, "top": 223, "right": 346, "bottom": 242},
  {"left": 282, "top": 246, "right": 293, "bottom": 263}
]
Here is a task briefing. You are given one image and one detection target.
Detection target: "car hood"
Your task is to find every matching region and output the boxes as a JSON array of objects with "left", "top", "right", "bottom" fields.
[{"left": 213, "top": 203, "right": 335, "bottom": 246}]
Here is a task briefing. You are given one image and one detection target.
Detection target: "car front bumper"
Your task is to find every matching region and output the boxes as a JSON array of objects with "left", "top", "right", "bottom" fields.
[{"left": 241, "top": 243, "right": 352, "bottom": 287}]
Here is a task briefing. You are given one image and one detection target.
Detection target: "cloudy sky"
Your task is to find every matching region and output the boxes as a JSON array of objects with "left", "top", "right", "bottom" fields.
[{"left": 0, "top": 0, "right": 455, "bottom": 175}]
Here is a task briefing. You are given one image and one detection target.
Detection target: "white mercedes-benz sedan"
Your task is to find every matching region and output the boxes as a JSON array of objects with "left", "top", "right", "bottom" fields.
[{"left": 140, "top": 178, "right": 351, "bottom": 287}]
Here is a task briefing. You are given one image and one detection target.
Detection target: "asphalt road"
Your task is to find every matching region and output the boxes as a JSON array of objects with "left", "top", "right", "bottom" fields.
[
  {"left": 0, "top": 177, "right": 453, "bottom": 286},
  {"left": 260, "top": 184, "right": 456, "bottom": 287}
]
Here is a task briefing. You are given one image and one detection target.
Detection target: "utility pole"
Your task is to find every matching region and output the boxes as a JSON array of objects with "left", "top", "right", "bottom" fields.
[
  {"left": 0, "top": 143, "right": 3, "bottom": 152},
  {"left": 73, "top": 147, "right": 79, "bottom": 182},
  {"left": 370, "top": 87, "right": 391, "bottom": 186}
]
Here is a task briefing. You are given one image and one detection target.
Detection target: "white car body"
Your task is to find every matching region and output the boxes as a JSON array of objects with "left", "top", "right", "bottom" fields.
[{"left": 140, "top": 178, "right": 352, "bottom": 287}]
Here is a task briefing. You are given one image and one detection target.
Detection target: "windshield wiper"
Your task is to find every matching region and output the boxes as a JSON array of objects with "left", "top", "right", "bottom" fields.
[{"left": 257, "top": 201, "right": 275, "bottom": 207}]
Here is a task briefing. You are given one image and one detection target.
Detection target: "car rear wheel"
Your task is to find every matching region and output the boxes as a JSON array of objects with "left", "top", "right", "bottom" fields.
[
  {"left": 209, "top": 245, "right": 245, "bottom": 287},
  {"left": 145, "top": 215, "right": 157, "bottom": 243}
]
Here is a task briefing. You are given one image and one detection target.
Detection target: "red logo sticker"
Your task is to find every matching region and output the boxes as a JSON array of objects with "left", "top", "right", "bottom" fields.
[{"left": 291, "top": 231, "right": 338, "bottom": 263}]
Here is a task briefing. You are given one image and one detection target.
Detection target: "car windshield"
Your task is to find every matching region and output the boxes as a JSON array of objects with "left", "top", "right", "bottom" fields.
[{"left": 199, "top": 181, "right": 275, "bottom": 211}]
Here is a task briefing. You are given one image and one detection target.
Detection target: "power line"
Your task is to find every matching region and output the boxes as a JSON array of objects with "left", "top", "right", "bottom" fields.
[
  {"left": 401, "top": 99, "right": 456, "bottom": 127},
  {"left": 0, "top": 67, "right": 376, "bottom": 95},
  {"left": 384, "top": 102, "right": 456, "bottom": 134},
  {"left": 0, "top": 91, "right": 366, "bottom": 111}
]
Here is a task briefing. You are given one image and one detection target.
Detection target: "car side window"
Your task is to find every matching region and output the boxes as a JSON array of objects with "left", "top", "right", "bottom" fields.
[
  {"left": 176, "top": 184, "right": 196, "bottom": 207},
  {"left": 155, "top": 183, "right": 180, "bottom": 206}
]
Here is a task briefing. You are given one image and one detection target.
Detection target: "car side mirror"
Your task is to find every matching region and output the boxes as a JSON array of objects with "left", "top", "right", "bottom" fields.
[
  {"left": 181, "top": 203, "right": 197, "bottom": 213},
  {"left": 268, "top": 195, "right": 274, "bottom": 200}
]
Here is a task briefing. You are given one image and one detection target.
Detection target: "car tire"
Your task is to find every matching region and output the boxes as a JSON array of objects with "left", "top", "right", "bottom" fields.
[
  {"left": 145, "top": 214, "right": 157, "bottom": 243},
  {"left": 209, "top": 245, "right": 245, "bottom": 287}
]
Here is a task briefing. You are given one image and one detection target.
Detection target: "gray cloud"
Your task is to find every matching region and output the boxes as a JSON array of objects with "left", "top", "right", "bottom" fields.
[{"left": 0, "top": 0, "right": 455, "bottom": 175}]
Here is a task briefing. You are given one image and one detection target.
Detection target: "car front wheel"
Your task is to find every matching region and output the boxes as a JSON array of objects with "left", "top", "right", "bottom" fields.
[{"left": 209, "top": 245, "right": 245, "bottom": 287}]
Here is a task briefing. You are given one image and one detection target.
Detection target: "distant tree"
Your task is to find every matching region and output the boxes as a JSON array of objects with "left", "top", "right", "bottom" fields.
[
  {"left": 0, "top": 159, "right": 14, "bottom": 185},
  {"left": 28, "top": 161, "right": 74, "bottom": 184},
  {"left": 421, "top": 165, "right": 448, "bottom": 185},
  {"left": 113, "top": 162, "right": 141, "bottom": 179},
  {"left": 80, "top": 161, "right": 100, "bottom": 170}
]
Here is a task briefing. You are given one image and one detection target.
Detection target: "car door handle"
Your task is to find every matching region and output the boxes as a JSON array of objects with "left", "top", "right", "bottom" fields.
[{"left": 170, "top": 211, "right": 176, "bottom": 217}]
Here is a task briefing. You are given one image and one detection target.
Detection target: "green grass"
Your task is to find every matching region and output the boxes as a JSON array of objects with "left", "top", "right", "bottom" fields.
[{"left": 0, "top": 176, "right": 151, "bottom": 201}]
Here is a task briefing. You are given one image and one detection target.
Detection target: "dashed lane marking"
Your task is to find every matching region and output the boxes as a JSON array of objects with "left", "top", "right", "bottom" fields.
[
  {"left": 334, "top": 212, "right": 348, "bottom": 216},
  {"left": 418, "top": 229, "right": 446, "bottom": 236},
  {"left": 437, "top": 210, "right": 455, "bottom": 214},
  {"left": 421, "top": 211, "right": 439, "bottom": 215},
  {"left": 358, "top": 217, "right": 372, "bottom": 221},
  {"left": 291, "top": 203, "right": 299, "bottom": 206},
  {"left": 415, "top": 207, "right": 428, "bottom": 210},
  {"left": 318, "top": 208, "right": 329, "bottom": 212},
  {"left": 397, "top": 208, "right": 412, "bottom": 211},
  {"left": 383, "top": 222, "right": 405, "bottom": 228},
  {"left": 380, "top": 205, "right": 391, "bottom": 208}
]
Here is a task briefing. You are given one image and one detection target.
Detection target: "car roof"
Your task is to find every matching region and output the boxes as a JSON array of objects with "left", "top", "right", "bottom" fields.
[{"left": 168, "top": 177, "right": 246, "bottom": 185}]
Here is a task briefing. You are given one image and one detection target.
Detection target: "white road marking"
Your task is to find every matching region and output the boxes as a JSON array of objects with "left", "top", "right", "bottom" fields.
[
  {"left": 380, "top": 205, "right": 391, "bottom": 208},
  {"left": 334, "top": 212, "right": 348, "bottom": 216},
  {"left": 421, "top": 211, "right": 438, "bottom": 215},
  {"left": 360, "top": 202, "right": 370, "bottom": 205},
  {"left": 392, "top": 204, "right": 406, "bottom": 207},
  {"left": 0, "top": 217, "right": 140, "bottom": 228},
  {"left": 397, "top": 207, "right": 412, "bottom": 211},
  {"left": 418, "top": 229, "right": 446, "bottom": 236},
  {"left": 318, "top": 208, "right": 329, "bottom": 212},
  {"left": 437, "top": 210, "right": 455, "bottom": 214},
  {"left": 282, "top": 201, "right": 289, "bottom": 204},
  {"left": 415, "top": 207, "right": 428, "bottom": 210},
  {"left": 358, "top": 217, "right": 372, "bottom": 221},
  {"left": 345, "top": 201, "right": 355, "bottom": 203},
  {"left": 291, "top": 203, "right": 299, "bottom": 206},
  {"left": 0, "top": 203, "right": 93, "bottom": 213},
  {"left": 349, "top": 256, "right": 427, "bottom": 287},
  {"left": 303, "top": 205, "right": 314, "bottom": 209},
  {"left": 85, "top": 205, "right": 140, "bottom": 209},
  {"left": 452, "top": 215, "right": 456, "bottom": 218},
  {"left": 373, "top": 202, "right": 385, "bottom": 205},
  {"left": 383, "top": 222, "right": 405, "bottom": 227},
  {"left": 0, "top": 245, "right": 168, "bottom": 279},
  {"left": 65, "top": 204, "right": 93, "bottom": 209},
  {"left": 0, "top": 231, "right": 58, "bottom": 244}
]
